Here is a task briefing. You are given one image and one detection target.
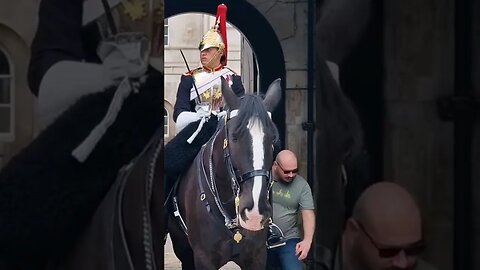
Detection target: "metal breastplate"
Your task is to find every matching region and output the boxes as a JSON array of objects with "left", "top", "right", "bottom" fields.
[{"left": 192, "top": 68, "right": 232, "bottom": 112}]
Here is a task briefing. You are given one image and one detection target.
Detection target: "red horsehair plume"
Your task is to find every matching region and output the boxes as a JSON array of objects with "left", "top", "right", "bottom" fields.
[{"left": 215, "top": 4, "right": 228, "bottom": 65}]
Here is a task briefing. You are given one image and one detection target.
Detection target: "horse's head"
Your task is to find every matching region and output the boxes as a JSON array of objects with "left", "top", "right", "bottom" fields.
[{"left": 220, "top": 77, "right": 282, "bottom": 231}]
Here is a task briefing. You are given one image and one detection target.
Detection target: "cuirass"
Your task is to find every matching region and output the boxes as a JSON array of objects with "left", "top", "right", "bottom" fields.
[{"left": 191, "top": 67, "right": 234, "bottom": 112}]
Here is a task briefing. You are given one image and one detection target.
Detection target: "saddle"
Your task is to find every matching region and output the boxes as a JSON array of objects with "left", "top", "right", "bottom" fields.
[{"left": 163, "top": 115, "right": 222, "bottom": 238}]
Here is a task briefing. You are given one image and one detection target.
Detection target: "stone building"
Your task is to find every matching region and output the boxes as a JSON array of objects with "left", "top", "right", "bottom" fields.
[
  {"left": 163, "top": 13, "right": 248, "bottom": 143},
  {"left": 0, "top": 0, "right": 38, "bottom": 168},
  {"left": 1, "top": 0, "right": 479, "bottom": 269},
  {"left": 165, "top": 0, "right": 312, "bottom": 176}
]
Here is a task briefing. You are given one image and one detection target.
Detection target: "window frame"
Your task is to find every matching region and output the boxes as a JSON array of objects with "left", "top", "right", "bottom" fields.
[
  {"left": 164, "top": 18, "right": 169, "bottom": 47},
  {"left": 0, "top": 46, "right": 14, "bottom": 142},
  {"left": 164, "top": 107, "right": 169, "bottom": 138}
]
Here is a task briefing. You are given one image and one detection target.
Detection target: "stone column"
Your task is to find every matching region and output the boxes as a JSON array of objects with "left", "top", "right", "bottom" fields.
[{"left": 248, "top": 0, "right": 309, "bottom": 172}]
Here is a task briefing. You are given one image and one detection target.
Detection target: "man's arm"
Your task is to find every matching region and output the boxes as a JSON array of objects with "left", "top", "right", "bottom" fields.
[
  {"left": 231, "top": 75, "right": 246, "bottom": 97},
  {"left": 296, "top": 180, "right": 316, "bottom": 260},
  {"left": 173, "top": 75, "right": 195, "bottom": 122},
  {"left": 296, "top": 209, "right": 315, "bottom": 260},
  {"left": 301, "top": 209, "right": 316, "bottom": 243}
]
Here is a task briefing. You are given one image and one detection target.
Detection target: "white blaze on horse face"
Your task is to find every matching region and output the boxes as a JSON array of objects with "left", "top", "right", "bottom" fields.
[{"left": 239, "top": 117, "right": 265, "bottom": 231}]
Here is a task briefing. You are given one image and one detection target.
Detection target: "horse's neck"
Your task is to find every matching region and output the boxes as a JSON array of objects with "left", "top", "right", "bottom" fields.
[{"left": 203, "top": 130, "right": 235, "bottom": 203}]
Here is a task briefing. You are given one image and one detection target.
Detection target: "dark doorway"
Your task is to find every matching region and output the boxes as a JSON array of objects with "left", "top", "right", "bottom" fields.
[{"left": 339, "top": 0, "right": 384, "bottom": 216}]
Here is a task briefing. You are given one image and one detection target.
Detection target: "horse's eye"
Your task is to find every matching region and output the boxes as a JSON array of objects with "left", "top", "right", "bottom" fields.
[{"left": 232, "top": 137, "right": 238, "bottom": 142}]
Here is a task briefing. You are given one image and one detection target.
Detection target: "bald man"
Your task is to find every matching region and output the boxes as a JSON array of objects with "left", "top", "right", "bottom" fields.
[
  {"left": 267, "top": 150, "right": 316, "bottom": 270},
  {"left": 338, "top": 182, "right": 437, "bottom": 270}
]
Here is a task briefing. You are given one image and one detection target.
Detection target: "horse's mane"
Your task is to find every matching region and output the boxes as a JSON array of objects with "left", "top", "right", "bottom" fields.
[{"left": 230, "top": 94, "right": 279, "bottom": 140}]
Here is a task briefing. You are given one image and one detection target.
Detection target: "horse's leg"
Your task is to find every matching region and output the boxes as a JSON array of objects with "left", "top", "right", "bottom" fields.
[
  {"left": 238, "top": 252, "right": 267, "bottom": 270},
  {"left": 168, "top": 217, "right": 196, "bottom": 270},
  {"left": 230, "top": 230, "right": 268, "bottom": 270},
  {"left": 191, "top": 251, "right": 223, "bottom": 270},
  {"left": 168, "top": 222, "right": 225, "bottom": 270}
]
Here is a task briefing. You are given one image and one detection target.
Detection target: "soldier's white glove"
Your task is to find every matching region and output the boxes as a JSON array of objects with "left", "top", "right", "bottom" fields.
[
  {"left": 195, "top": 102, "right": 212, "bottom": 117},
  {"left": 98, "top": 33, "right": 150, "bottom": 84},
  {"left": 101, "top": 49, "right": 148, "bottom": 84}
]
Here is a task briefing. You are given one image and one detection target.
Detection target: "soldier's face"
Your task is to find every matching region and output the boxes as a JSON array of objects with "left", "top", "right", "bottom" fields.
[{"left": 200, "top": 47, "right": 221, "bottom": 66}]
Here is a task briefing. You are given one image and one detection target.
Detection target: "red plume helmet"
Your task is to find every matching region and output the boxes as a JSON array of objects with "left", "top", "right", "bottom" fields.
[
  {"left": 215, "top": 4, "right": 228, "bottom": 65},
  {"left": 199, "top": 4, "right": 229, "bottom": 66}
]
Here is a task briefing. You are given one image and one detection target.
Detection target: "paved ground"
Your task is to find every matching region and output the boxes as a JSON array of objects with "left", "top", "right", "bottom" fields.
[{"left": 165, "top": 234, "right": 240, "bottom": 270}]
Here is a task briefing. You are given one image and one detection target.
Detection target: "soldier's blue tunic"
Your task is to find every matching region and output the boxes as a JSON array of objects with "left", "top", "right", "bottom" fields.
[{"left": 173, "top": 66, "right": 245, "bottom": 122}]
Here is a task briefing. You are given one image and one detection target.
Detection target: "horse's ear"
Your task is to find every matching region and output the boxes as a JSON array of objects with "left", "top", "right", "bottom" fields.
[
  {"left": 263, "top": 78, "right": 282, "bottom": 112},
  {"left": 221, "top": 76, "right": 240, "bottom": 110}
]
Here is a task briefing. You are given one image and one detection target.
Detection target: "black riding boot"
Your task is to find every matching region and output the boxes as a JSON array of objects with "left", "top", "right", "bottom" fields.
[
  {"left": 267, "top": 221, "right": 286, "bottom": 249},
  {"left": 164, "top": 116, "right": 220, "bottom": 232}
]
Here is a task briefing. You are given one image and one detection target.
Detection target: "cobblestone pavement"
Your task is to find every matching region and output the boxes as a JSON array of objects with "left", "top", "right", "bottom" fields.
[{"left": 165, "top": 234, "right": 240, "bottom": 270}]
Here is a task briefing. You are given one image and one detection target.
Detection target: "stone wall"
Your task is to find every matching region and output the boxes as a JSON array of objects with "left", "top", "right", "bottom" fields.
[
  {"left": 383, "top": 0, "right": 455, "bottom": 268},
  {"left": 247, "top": 0, "right": 310, "bottom": 173},
  {"left": 0, "top": 0, "right": 37, "bottom": 167}
]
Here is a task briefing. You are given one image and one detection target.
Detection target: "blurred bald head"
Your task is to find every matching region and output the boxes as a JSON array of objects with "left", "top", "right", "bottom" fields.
[
  {"left": 352, "top": 182, "right": 422, "bottom": 244},
  {"left": 343, "top": 182, "right": 424, "bottom": 270}
]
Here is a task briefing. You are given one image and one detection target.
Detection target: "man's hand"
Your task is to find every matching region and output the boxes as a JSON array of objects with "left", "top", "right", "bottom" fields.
[{"left": 295, "top": 239, "right": 312, "bottom": 260}]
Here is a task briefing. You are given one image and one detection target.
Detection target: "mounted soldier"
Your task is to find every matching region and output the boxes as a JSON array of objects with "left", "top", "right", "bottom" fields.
[
  {"left": 164, "top": 3, "right": 286, "bottom": 250},
  {"left": 164, "top": 3, "right": 244, "bottom": 196},
  {"left": 29, "top": 0, "right": 163, "bottom": 132},
  {"left": 0, "top": 0, "right": 164, "bottom": 268}
]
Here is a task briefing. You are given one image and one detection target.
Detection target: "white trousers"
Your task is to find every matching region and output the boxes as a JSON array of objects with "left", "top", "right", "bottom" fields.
[{"left": 37, "top": 61, "right": 114, "bottom": 130}]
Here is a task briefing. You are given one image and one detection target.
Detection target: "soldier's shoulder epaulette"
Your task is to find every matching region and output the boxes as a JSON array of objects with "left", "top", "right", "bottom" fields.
[
  {"left": 223, "top": 66, "right": 238, "bottom": 75},
  {"left": 183, "top": 67, "right": 202, "bottom": 76}
]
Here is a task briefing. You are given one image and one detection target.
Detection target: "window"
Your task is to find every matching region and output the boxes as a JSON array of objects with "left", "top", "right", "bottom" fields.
[
  {"left": 164, "top": 19, "right": 169, "bottom": 46},
  {"left": 0, "top": 48, "right": 13, "bottom": 141},
  {"left": 164, "top": 107, "right": 169, "bottom": 137}
]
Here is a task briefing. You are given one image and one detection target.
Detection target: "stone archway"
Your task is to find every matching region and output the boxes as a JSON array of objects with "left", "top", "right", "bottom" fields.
[{"left": 165, "top": 0, "right": 287, "bottom": 146}]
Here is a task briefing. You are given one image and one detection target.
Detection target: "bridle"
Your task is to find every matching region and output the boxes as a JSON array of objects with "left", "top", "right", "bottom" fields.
[
  {"left": 223, "top": 109, "right": 274, "bottom": 198},
  {"left": 203, "top": 109, "right": 275, "bottom": 230}
]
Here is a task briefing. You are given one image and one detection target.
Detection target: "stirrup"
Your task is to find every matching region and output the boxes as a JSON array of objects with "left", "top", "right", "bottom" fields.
[{"left": 267, "top": 222, "right": 286, "bottom": 249}]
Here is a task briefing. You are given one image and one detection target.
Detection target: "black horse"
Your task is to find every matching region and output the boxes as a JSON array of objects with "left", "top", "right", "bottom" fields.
[
  {"left": 168, "top": 78, "right": 282, "bottom": 269},
  {"left": 50, "top": 128, "right": 165, "bottom": 270},
  {"left": 0, "top": 70, "right": 164, "bottom": 270}
]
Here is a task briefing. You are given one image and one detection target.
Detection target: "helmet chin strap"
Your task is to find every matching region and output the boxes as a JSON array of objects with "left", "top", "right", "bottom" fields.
[{"left": 203, "top": 48, "right": 224, "bottom": 69}]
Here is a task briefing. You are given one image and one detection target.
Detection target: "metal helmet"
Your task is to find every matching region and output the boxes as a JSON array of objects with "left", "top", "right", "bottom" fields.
[{"left": 198, "top": 4, "right": 228, "bottom": 66}]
